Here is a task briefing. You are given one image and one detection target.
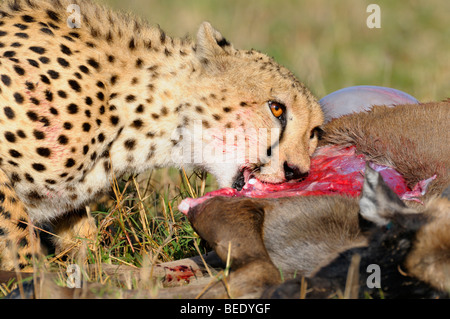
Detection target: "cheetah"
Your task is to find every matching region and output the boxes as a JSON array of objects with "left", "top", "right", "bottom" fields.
[{"left": 0, "top": 0, "right": 324, "bottom": 270}]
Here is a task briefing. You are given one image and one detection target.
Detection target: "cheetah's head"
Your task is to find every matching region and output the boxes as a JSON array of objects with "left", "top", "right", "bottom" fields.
[{"left": 178, "top": 22, "right": 324, "bottom": 189}]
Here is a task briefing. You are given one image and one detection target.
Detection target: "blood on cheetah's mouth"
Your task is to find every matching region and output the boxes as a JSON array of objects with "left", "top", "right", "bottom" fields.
[
  {"left": 231, "top": 168, "right": 257, "bottom": 191},
  {"left": 231, "top": 166, "right": 286, "bottom": 191}
]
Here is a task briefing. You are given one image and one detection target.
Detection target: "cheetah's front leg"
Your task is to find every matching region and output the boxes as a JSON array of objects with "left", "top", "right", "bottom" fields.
[
  {"left": 49, "top": 208, "right": 98, "bottom": 260},
  {"left": 0, "top": 169, "right": 40, "bottom": 271}
]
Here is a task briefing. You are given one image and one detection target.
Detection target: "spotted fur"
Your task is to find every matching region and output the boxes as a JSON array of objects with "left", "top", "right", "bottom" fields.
[{"left": 0, "top": 0, "right": 323, "bottom": 269}]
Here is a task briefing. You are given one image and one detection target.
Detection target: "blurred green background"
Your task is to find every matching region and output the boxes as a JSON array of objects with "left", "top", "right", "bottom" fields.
[{"left": 101, "top": 0, "right": 449, "bottom": 102}]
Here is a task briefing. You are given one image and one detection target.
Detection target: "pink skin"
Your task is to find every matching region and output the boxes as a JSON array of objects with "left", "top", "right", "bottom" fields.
[
  {"left": 179, "top": 86, "right": 428, "bottom": 215},
  {"left": 29, "top": 90, "right": 67, "bottom": 158},
  {"left": 25, "top": 81, "right": 68, "bottom": 198},
  {"left": 23, "top": 66, "right": 69, "bottom": 167}
]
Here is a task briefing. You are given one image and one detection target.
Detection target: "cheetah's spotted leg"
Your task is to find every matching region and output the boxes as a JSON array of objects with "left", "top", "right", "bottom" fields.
[
  {"left": 0, "top": 169, "right": 39, "bottom": 271},
  {"left": 49, "top": 208, "right": 98, "bottom": 261}
]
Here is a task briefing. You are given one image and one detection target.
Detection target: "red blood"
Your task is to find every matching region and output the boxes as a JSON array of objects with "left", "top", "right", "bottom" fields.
[
  {"left": 179, "top": 145, "right": 435, "bottom": 214},
  {"left": 164, "top": 265, "right": 197, "bottom": 283}
]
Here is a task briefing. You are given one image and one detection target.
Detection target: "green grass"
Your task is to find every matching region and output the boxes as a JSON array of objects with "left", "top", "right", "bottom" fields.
[
  {"left": 0, "top": 169, "right": 212, "bottom": 297},
  {"left": 88, "top": 169, "right": 212, "bottom": 266},
  {"left": 104, "top": 0, "right": 449, "bottom": 101}
]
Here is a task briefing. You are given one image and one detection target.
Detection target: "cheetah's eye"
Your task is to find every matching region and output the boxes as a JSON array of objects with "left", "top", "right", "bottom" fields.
[{"left": 268, "top": 101, "right": 285, "bottom": 119}]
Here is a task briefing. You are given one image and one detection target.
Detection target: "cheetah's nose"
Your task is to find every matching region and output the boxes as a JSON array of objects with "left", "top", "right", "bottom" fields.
[{"left": 283, "top": 162, "right": 308, "bottom": 181}]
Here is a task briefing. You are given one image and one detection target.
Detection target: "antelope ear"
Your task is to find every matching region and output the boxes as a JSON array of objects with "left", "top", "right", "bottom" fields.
[
  {"left": 196, "top": 22, "right": 234, "bottom": 71},
  {"left": 359, "top": 164, "right": 406, "bottom": 226}
]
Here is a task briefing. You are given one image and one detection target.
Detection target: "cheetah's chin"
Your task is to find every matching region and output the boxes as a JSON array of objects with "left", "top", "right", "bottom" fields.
[{"left": 231, "top": 168, "right": 284, "bottom": 191}]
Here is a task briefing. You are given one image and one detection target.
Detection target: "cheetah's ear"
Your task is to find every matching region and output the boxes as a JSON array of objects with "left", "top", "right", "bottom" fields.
[{"left": 196, "top": 22, "right": 235, "bottom": 71}]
